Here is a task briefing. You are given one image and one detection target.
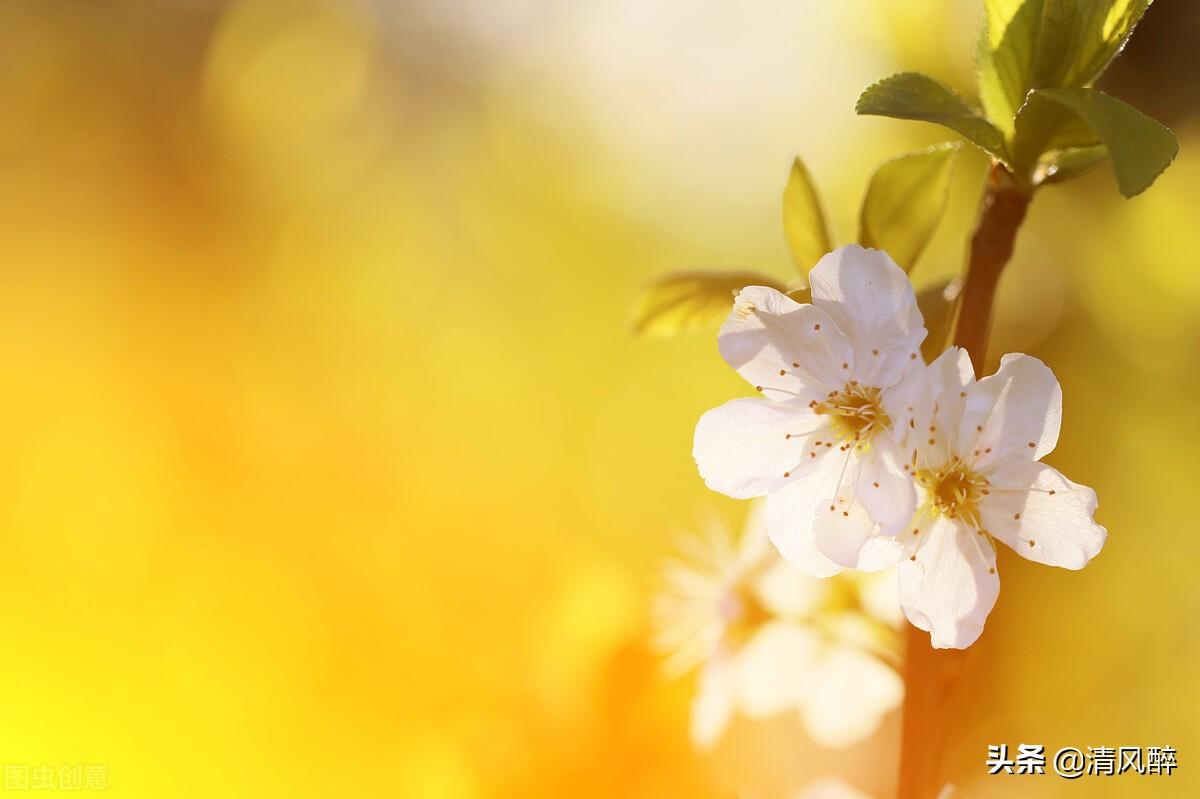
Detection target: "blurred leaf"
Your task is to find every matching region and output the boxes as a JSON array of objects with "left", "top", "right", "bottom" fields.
[
  {"left": 630, "top": 271, "right": 785, "bottom": 337},
  {"left": 782, "top": 156, "right": 833, "bottom": 278},
  {"left": 982, "top": 0, "right": 1029, "bottom": 35},
  {"left": 917, "top": 278, "right": 963, "bottom": 362},
  {"left": 978, "top": 0, "right": 1154, "bottom": 135},
  {"left": 1038, "top": 144, "right": 1108, "bottom": 185},
  {"left": 1016, "top": 88, "right": 1177, "bottom": 196},
  {"left": 859, "top": 143, "right": 961, "bottom": 272},
  {"left": 1031, "top": 1, "right": 1153, "bottom": 90},
  {"left": 856, "top": 72, "right": 1008, "bottom": 160}
]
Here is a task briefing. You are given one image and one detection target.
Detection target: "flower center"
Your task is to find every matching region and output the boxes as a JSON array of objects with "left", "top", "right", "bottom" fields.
[
  {"left": 915, "top": 459, "right": 988, "bottom": 527},
  {"left": 720, "top": 583, "right": 772, "bottom": 644},
  {"left": 813, "top": 383, "right": 890, "bottom": 449}
]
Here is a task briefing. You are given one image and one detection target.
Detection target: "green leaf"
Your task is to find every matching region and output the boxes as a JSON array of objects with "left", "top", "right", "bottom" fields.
[
  {"left": 630, "top": 270, "right": 786, "bottom": 337},
  {"left": 983, "top": 0, "right": 1030, "bottom": 37},
  {"left": 977, "top": 0, "right": 1154, "bottom": 135},
  {"left": 977, "top": 0, "right": 1046, "bottom": 137},
  {"left": 782, "top": 156, "right": 833, "bottom": 278},
  {"left": 1015, "top": 88, "right": 1176, "bottom": 196},
  {"left": 916, "top": 277, "right": 963, "bottom": 362},
  {"left": 856, "top": 72, "right": 1008, "bottom": 160},
  {"left": 1038, "top": 144, "right": 1108, "bottom": 185},
  {"left": 858, "top": 143, "right": 961, "bottom": 273},
  {"left": 1010, "top": 89, "right": 1102, "bottom": 174},
  {"left": 1032, "top": 1, "right": 1153, "bottom": 91}
]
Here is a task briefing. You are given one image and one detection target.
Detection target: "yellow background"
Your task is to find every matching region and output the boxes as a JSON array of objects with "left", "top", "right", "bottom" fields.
[{"left": 0, "top": 0, "right": 1195, "bottom": 796}]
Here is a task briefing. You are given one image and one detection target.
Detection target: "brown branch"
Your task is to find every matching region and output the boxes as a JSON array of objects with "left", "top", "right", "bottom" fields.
[
  {"left": 895, "top": 162, "right": 1031, "bottom": 799},
  {"left": 952, "top": 163, "right": 1032, "bottom": 375}
]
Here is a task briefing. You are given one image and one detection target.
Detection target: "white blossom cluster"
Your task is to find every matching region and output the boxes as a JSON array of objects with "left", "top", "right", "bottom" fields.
[{"left": 694, "top": 246, "right": 1106, "bottom": 649}]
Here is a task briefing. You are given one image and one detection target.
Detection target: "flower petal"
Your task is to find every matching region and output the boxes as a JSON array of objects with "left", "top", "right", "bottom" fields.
[
  {"left": 981, "top": 460, "right": 1107, "bottom": 570},
  {"left": 765, "top": 453, "right": 853, "bottom": 576},
  {"left": 691, "top": 654, "right": 735, "bottom": 748},
  {"left": 856, "top": 434, "right": 918, "bottom": 537},
  {"left": 734, "top": 498, "right": 772, "bottom": 570},
  {"left": 719, "top": 286, "right": 854, "bottom": 401},
  {"left": 798, "top": 645, "right": 903, "bottom": 748},
  {"left": 899, "top": 516, "right": 999, "bottom": 649},
  {"left": 694, "top": 398, "right": 828, "bottom": 499},
  {"left": 813, "top": 496, "right": 902, "bottom": 572},
  {"left": 855, "top": 568, "right": 903, "bottom": 627},
  {"left": 956, "top": 354, "right": 1062, "bottom": 471},
  {"left": 892, "top": 347, "right": 974, "bottom": 467},
  {"left": 858, "top": 535, "right": 905, "bottom": 572},
  {"left": 808, "top": 245, "right": 926, "bottom": 387},
  {"left": 813, "top": 497, "right": 877, "bottom": 570},
  {"left": 733, "top": 621, "right": 820, "bottom": 718},
  {"left": 809, "top": 434, "right": 912, "bottom": 569},
  {"left": 884, "top": 346, "right": 971, "bottom": 436},
  {"left": 753, "top": 558, "right": 828, "bottom": 618},
  {"left": 796, "top": 778, "right": 876, "bottom": 799}
]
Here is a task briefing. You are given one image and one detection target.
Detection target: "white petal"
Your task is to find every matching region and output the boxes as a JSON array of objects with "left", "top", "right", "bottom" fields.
[
  {"left": 899, "top": 516, "right": 999, "bottom": 649},
  {"left": 891, "top": 347, "right": 974, "bottom": 466},
  {"left": 733, "top": 621, "right": 820, "bottom": 718},
  {"left": 813, "top": 498, "right": 876, "bottom": 570},
  {"left": 811, "top": 501, "right": 902, "bottom": 568},
  {"left": 956, "top": 353, "right": 1061, "bottom": 471},
  {"left": 766, "top": 453, "right": 855, "bottom": 576},
  {"left": 795, "top": 778, "right": 876, "bottom": 799},
  {"left": 752, "top": 558, "right": 828, "bottom": 618},
  {"left": 813, "top": 496, "right": 902, "bottom": 572},
  {"left": 857, "top": 536, "right": 905, "bottom": 573},
  {"left": 820, "top": 610, "right": 894, "bottom": 654},
  {"left": 694, "top": 398, "right": 827, "bottom": 499},
  {"left": 856, "top": 434, "right": 918, "bottom": 536},
  {"left": 719, "top": 286, "right": 854, "bottom": 401},
  {"left": 808, "top": 245, "right": 926, "bottom": 387},
  {"left": 735, "top": 498, "right": 772, "bottom": 568},
  {"left": 691, "top": 654, "right": 734, "bottom": 748},
  {"left": 934, "top": 346, "right": 976, "bottom": 388},
  {"left": 856, "top": 568, "right": 903, "bottom": 627},
  {"left": 798, "top": 645, "right": 903, "bottom": 748},
  {"left": 980, "top": 460, "right": 1107, "bottom": 570},
  {"left": 809, "top": 437, "right": 911, "bottom": 570}
]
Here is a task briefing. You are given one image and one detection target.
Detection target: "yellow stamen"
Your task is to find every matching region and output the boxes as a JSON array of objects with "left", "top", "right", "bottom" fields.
[
  {"left": 914, "top": 458, "right": 988, "bottom": 528},
  {"left": 813, "top": 383, "right": 890, "bottom": 451}
]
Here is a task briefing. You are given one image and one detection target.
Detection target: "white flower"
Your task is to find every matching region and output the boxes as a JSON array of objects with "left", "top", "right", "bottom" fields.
[
  {"left": 652, "top": 503, "right": 903, "bottom": 749},
  {"left": 792, "top": 779, "right": 962, "bottom": 799},
  {"left": 693, "top": 245, "right": 926, "bottom": 576},
  {"left": 793, "top": 778, "right": 876, "bottom": 799},
  {"left": 818, "top": 348, "right": 1107, "bottom": 648}
]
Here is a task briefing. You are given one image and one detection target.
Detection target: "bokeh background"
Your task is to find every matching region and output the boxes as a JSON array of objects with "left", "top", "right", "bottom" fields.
[{"left": 0, "top": 0, "right": 1196, "bottom": 796}]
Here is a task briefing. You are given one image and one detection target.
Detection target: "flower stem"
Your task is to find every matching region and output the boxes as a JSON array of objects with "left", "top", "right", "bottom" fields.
[
  {"left": 951, "top": 163, "right": 1032, "bottom": 376},
  {"left": 895, "top": 161, "right": 1031, "bottom": 799}
]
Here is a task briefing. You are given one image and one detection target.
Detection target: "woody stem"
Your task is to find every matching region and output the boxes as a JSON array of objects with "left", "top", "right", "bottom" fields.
[
  {"left": 895, "top": 161, "right": 1031, "bottom": 799},
  {"left": 950, "top": 162, "right": 1032, "bottom": 375}
]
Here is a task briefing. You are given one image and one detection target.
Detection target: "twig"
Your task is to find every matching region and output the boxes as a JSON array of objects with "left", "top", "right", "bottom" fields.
[{"left": 895, "top": 161, "right": 1032, "bottom": 799}]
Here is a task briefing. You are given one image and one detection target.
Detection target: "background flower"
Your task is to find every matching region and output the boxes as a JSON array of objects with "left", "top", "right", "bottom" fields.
[
  {"left": 653, "top": 503, "right": 904, "bottom": 749},
  {"left": 794, "top": 777, "right": 877, "bottom": 799},
  {"left": 2, "top": 1, "right": 1198, "bottom": 796}
]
